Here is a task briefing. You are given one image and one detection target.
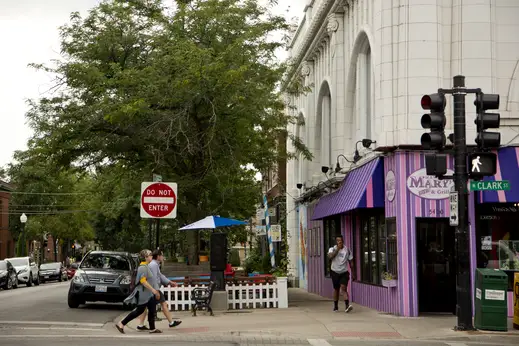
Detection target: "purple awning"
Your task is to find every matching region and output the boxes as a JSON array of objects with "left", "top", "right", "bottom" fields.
[
  {"left": 477, "top": 147, "right": 519, "bottom": 203},
  {"left": 311, "top": 157, "right": 384, "bottom": 220}
]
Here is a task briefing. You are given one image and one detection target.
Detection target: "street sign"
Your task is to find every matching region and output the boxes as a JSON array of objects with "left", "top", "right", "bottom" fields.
[
  {"left": 468, "top": 152, "right": 497, "bottom": 178},
  {"left": 140, "top": 182, "right": 177, "bottom": 219},
  {"left": 270, "top": 225, "right": 281, "bottom": 242},
  {"left": 449, "top": 187, "right": 459, "bottom": 226},
  {"left": 470, "top": 180, "right": 510, "bottom": 191}
]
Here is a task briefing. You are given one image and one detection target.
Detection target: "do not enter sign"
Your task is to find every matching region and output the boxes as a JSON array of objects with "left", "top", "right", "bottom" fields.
[{"left": 140, "top": 182, "right": 177, "bottom": 219}]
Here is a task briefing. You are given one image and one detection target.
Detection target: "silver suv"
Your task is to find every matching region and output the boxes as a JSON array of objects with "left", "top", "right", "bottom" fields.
[{"left": 6, "top": 256, "right": 40, "bottom": 287}]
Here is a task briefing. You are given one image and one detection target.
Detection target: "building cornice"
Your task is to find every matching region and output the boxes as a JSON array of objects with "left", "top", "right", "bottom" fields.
[
  {"left": 0, "top": 180, "right": 13, "bottom": 192},
  {"left": 282, "top": 0, "right": 346, "bottom": 90}
]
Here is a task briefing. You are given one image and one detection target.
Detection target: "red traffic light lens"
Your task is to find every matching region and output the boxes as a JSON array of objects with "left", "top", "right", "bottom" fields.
[{"left": 421, "top": 95, "right": 432, "bottom": 110}]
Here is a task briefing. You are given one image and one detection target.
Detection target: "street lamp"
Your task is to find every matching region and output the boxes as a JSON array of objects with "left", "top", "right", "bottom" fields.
[{"left": 20, "top": 213, "right": 27, "bottom": 256}]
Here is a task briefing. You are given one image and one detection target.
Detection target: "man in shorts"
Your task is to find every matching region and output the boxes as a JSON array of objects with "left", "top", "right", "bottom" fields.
[
  {"left": 328, "top": 235, "right": 355, "bottom": 312},
  {"left": 136, "top": 250, "right": 182, "bottom": 330}
]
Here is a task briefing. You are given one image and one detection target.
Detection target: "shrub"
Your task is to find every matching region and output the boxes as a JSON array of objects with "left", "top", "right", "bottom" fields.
[{"left": 229, "top": 248, "right": 241, "bottom": 267}]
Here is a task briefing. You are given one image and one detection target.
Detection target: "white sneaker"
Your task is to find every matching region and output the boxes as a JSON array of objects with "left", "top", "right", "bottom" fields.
[{"left": 345, "top": 305, "right": 353, "bottom": 313}]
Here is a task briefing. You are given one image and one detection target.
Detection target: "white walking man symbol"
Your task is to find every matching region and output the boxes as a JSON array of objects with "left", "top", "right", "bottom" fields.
[{"left": 471, "top": 156, "right": 482, "bottom": 172}]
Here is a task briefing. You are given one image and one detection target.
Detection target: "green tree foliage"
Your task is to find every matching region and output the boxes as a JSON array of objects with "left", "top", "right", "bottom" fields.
[
  {"left": 18, "top": 0, "right": 309, "bottom": 261},
  {"left": 6, "top": 149, "right": 95, "bottom": 245}
]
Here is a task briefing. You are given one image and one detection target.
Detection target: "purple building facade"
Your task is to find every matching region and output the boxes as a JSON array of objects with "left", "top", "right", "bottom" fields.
[{"left": 300, "top": 148, "right": 519, "bottom": 317}]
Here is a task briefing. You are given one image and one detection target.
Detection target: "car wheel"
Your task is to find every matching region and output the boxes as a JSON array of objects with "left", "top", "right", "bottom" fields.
[
  {"left": 68, "top": 296, "right": 81, "bottom": 308},
  {"left": 6, "top": 277, "right": 13, "bottom": 290},
  {"left": 26, "top": 274, "right": 33, "bottom": 287}
]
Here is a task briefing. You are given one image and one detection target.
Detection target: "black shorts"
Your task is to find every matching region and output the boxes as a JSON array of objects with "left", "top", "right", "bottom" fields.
[
  {"left": 155, "top": 290, "right": 166, "bottom": 304},
  {"left": 331, "top": 271, "right": 350, "bottom": 290}
]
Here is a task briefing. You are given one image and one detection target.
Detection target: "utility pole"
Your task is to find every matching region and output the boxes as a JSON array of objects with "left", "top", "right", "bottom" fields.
[{"left": 451, "top": 76, "right": 472, "bottom": 330}]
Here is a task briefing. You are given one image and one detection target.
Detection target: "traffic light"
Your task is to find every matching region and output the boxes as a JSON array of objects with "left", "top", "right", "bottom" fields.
[
  {"left": 474, "top": 93, "right": 500, "bottom": 148},
  {"left": 420, "top": 93, "right": 447, "bottom": 150}
]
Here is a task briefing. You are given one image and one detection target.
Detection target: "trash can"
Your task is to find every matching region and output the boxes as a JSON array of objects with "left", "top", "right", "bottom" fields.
[{"left": 474, "top": 268, "right": 508, "bottom": 331}]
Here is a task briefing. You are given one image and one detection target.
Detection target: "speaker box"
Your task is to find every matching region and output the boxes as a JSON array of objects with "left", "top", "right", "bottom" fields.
[{"left": 210, "top": 233, "right": 227, "bottom": 271}]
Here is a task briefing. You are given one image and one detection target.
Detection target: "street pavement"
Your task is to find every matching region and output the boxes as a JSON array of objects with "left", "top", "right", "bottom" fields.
[
  {"left": 1, "top": 284, "right": 519, "bottom": 346},
  {"left": 0, "top": 280, "right": 125, "bottom": 328}
]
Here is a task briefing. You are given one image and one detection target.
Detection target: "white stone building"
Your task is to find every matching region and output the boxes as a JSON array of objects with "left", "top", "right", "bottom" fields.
[{"left": 284, "top": 0, "right": 519, "bottom": 317}]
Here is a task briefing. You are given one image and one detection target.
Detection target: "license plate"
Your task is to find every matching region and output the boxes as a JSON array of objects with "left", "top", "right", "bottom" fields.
[
  {"left": 95, "top": 285, "right": 107, "bottom": 293},
  {"left": 44, "top": 276, "right": 49, "bottom": 279}
]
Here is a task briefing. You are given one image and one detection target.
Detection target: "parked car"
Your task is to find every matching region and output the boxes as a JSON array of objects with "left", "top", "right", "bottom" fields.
[
  {"left": 66, "top": 263, "right": 78, "bottom": 280},
  {"left": 6, "top": 256, "right": 40, "bottom": 286},
  {"left": 68, "top": 251, "right": 136, "bottom": 308},
  {"left": 39, "top": 262, "right": 68, "bottom": 283},
  {"left": 0, "top": 260, "right": 18, "bottom": 290}
]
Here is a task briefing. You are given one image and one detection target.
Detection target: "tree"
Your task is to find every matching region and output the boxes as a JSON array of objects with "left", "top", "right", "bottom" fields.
[
  {"left": 24, "top": 0, "right": 310, "bottom": 263},
  {"left": 6, "top": 148, "right": 95, "bottom": 247}
]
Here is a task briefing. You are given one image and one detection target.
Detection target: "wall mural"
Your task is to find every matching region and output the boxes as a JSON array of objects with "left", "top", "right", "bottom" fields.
[{"left": 298, "top": 205, "right": 308, "bottom": 289}]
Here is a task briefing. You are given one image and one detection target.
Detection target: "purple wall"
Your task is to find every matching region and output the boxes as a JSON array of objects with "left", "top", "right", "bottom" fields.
[
  {"left": 386, "top": 151, "right": 455, "bottom": 316},
  {"left": 306, "top": 203, "right": 332, "bottom": 298}
]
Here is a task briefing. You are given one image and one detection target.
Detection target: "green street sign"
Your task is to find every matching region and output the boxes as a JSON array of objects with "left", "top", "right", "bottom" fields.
[{"left": 470, "top": 180, "right": 510, "bottom": 191}]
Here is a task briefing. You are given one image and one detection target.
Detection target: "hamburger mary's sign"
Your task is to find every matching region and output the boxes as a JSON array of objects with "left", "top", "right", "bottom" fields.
[{"left": 406, "top": 168, "right": 454, "bottom": 200}]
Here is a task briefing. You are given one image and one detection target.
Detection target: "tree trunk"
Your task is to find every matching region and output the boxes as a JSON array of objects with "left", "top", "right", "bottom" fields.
[{"left": 187, "top": 231, "right": 199, "bottom": 265}]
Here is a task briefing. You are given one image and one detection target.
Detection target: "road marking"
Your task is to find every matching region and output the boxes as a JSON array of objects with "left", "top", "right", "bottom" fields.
[
  {"left": 445, "top": 343, "right": 468, "bottom": 346},
  {"left": 3, "top": 327, "right": 106, "bottom": 331},
  {"left": 0, "top": 321, "right": 104, "bottom": 328},
  {"left": 308, "top": 339, "right": 332, "bottom": 346}
]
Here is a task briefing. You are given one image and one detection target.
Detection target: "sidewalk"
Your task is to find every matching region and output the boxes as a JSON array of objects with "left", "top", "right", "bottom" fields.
[{"left": 120, "top": 288, "right": 519, "bottom": 342}]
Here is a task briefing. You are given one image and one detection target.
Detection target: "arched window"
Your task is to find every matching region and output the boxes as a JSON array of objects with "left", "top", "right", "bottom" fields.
[
  {"left": 317, "top": 82, "right": 332, "bottom": 169},
  {"left": 353, "top": 35, "right": 373, "bottom": 140}
]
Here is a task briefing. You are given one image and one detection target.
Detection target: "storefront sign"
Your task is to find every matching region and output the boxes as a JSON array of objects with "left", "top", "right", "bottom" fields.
[
  {"left": 385, "top": 170, "right": 396, "bottom": 202},
  {"left": 485, "top": 289, "right": 506, "bottom": 301},
  {"left": 407, "top": 168, "right": 454, "bottom": 199}
]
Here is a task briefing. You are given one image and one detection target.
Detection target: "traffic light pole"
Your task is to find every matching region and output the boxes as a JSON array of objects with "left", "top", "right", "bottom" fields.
[{"left": 450, "top": 75, "right": 473, "bottom": 331}]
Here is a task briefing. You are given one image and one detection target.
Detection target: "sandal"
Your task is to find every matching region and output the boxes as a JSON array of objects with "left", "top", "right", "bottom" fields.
[
  {"left": 115, "top": 324, "right": 125, "bottom": 334},
  {"left": 149, "top": 329, "right": 163, "bottom": 334},
  {"left": 169, "top": 320, "right": 182, "bottom": 327}
]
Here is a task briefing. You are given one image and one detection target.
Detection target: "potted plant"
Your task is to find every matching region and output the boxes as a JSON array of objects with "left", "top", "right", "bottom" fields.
[
  {"left": 381, "top": 272, "right": 397, "bottom": 288},
  {"left": 199, "top": 250, "right": 209, "bottom": 262}
]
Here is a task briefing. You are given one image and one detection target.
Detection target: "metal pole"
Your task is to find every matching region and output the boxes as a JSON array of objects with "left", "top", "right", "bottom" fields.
[
  {"left": 20, "top": 224, "right": 26, "bottom": 256},
  {"left": 452, "top": 75, "right": 474, "bottom": 330},
  {"left": 155, "top": 219, "right": 161, "bottom": 250},
  {"left": 148, "top": 219, "right": 153, "bottom": 249}
]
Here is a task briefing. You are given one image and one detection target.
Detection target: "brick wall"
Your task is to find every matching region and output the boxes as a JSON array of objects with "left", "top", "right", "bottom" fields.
[{"left": 0, "top": 190, "right": 14, "bottom": 260}]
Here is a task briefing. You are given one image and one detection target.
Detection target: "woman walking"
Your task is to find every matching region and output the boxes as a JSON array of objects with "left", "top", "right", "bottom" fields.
[{"left": 115, "top": 249, "right": 162, "bottom": 334}]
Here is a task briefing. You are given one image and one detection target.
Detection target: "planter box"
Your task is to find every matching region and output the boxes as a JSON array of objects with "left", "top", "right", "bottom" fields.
[{"left": 382, "top": 279, "right": 397, "bottom": 288}]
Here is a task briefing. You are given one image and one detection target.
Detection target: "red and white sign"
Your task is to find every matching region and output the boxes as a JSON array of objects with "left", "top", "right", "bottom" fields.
[{"left": 140, "top": 182, "right": 177, "bottom": 219}]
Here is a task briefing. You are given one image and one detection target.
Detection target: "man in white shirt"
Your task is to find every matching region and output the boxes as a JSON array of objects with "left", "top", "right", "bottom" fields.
[{"left": 328, "top": 235, "right": 355, "bottom": 312}]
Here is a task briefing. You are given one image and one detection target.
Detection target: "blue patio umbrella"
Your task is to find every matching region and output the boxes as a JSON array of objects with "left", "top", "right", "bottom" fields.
[{"left": 179, "top": 215, "right": 247, "bottom": 230}]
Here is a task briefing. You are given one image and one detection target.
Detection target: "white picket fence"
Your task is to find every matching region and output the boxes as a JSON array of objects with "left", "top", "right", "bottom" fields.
[{"left": 160, "top": 277, "right": 288, "bottom": 311}]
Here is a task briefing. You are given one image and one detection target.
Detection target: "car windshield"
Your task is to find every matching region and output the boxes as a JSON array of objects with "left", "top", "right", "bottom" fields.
[
  {"left": 0, "top": 261, "right": 6, "bottom": 270},
  {"left": 80, "top": 254, "right": 130, "bottom": 271},
  {"left": 40, "top": 263, "right": 60, "bottom": 270},
  {"left": 7, "top": 258, "right": 27, "bottom": 266}
]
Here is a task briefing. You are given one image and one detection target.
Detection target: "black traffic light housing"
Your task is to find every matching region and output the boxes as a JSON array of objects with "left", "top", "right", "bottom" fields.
[
  {"left": 420, "top": 93, "right": 447, "bottom": 150},
  {"left": 474, "top": 93, "right": 500, "bottom": 149}
]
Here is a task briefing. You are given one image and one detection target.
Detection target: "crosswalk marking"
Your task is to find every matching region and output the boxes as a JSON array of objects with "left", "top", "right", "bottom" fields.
[
  {"left": 307, "top": 339, "right": 332, "bottom": 346},
  {"left": 0, "top": 320, "right": 104, "bottom": 328}
]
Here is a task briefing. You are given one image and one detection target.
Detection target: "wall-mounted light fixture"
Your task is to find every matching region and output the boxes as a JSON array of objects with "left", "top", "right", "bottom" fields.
[
  {"left": 321, "top": 166, "right": 330, "bottom": 174},
  {"left": 335, "top": 154, "right": 355, "bottom": 173},
  {"left": 296, "top": 183, "right": 303, "bottom": 189},
  {"left": 354, "top": 139, "right": 377, "bottom": 162}
]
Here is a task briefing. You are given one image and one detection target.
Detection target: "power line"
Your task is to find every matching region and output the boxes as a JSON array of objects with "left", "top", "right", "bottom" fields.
[
  {"left": 6, "top": 191, "right": 93, "bottom": 195},
  {"left": 0, "top": 210, "right": 99, "bottom": 215}
]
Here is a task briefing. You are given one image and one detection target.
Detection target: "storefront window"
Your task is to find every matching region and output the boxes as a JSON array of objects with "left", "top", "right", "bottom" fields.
[
  {"left": 386, "top": 218, "right": 398, "bottom": 279},
  {"left": 476, "top": 203, "right": 519, "bottom": 291},
  {"left": 360, "top": 209, "right": 385, "bottom": 285},
  {"left": 323, "top": 216, "right": 341, "bottom": 277}
]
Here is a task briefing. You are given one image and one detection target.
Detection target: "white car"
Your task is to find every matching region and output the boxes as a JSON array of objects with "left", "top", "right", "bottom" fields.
[{"left": 6, "top": 257, "right": 40, "bottom": 287}]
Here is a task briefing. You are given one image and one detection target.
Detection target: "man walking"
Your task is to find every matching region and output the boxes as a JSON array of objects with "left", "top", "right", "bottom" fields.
[
  {"left": 136, "top": 250, "right": 182, "bottom": 330},
  {"left": 328, "top": 235, "right": 355, "bottom": 313}
]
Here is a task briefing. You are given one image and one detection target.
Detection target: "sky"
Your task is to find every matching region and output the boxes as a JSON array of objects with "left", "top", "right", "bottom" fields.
[{"left": 0, "top": 0, "right": 307, "bottom": 168}]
